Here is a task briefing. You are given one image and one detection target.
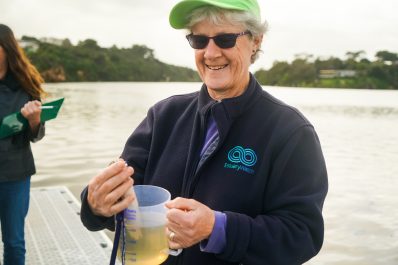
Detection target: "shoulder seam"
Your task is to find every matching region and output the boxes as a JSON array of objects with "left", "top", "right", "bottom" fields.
[{"left": 257, "top": 90, "right": 311, "bottom": 125}]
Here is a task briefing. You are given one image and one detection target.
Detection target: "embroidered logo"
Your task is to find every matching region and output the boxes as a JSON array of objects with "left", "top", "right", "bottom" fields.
[{"left": 224, "top": 146, "right": 257, "bottom": 174}]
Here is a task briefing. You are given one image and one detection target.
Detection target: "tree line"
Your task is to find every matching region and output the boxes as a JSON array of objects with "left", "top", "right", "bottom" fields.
[
  {"left": 22, "top": 36, "right": 200, "bottom": 82},
  {"left": 254, "top": 51, "right": 398, "bottom": 89},
  {"left": 22, "top": 36, "right": 397, "bottom": 89}
]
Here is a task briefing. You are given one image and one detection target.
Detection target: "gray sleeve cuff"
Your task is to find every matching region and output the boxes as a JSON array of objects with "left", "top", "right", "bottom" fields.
[{"left": 30, "top": 122, "right": 45, "bottom": 142}]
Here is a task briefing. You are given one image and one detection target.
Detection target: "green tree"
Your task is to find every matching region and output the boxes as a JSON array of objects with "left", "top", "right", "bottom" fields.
[
  {"left": 22, "top": 36, "right": 200, "bottom": 82},
  {"left": 375, "top": 51, "right": 398, "bottom": 63},
  {"left": 254, "top": 50, "right": 397, "bottom": 89}
]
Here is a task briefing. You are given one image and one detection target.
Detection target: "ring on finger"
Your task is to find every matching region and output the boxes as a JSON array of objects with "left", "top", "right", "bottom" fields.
[{"left": 169, "top": 231, "right": 176, "bottom": 241}]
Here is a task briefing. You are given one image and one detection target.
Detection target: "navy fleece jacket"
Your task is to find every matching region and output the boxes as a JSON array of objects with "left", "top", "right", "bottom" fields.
[{"left": 80, "top": 74, "right": 328, "bottom": 265}]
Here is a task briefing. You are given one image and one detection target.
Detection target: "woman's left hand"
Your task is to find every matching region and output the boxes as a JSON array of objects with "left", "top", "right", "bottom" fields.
[
  {"left": 21, "top": 100, "right": 42, "bottom": 129},
  {"left": 166, "top": 197, "right": 215, "bottom": 249}
]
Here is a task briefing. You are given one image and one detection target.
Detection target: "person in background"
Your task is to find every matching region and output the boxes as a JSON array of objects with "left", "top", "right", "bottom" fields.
[
  {"left": 0, "top": 24, "right": 46, "bottom": 265},
  {"left": 80, "top": 0, "right": 328, "bottom": 264}
]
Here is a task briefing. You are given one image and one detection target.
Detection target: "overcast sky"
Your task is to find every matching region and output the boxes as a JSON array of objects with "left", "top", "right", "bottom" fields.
[{"left": 2, "top": 0, "right": 397, "bottom": 71}]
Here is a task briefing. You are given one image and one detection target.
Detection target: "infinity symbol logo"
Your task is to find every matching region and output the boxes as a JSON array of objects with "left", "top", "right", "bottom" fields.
[{"left": 227, "top": 146, "right": 257, "bottom": 167}]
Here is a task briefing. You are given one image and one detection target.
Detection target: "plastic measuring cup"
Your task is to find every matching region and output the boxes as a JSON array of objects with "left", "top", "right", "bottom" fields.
[{"left": 118, "top": 185, "right": 171, "bottom": 265}]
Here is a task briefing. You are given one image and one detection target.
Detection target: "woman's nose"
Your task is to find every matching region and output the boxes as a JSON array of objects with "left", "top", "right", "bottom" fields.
[{"left": 204, "top": 39, "right": 222, "bottom": 59}]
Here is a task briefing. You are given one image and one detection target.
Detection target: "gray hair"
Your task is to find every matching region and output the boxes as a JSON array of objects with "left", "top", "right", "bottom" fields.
[{"left": 186, "top": 6, "right": 268, "bottom": 63}]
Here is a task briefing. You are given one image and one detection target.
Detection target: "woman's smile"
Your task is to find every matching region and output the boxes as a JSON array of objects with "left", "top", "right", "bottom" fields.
[{"left": 205, "top": 64, "right": 228, "bottom": 70}]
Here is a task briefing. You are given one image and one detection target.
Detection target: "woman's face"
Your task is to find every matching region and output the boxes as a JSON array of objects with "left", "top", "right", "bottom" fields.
[{"left": 191, "top": 20, "right": 261, "bottom": 100}]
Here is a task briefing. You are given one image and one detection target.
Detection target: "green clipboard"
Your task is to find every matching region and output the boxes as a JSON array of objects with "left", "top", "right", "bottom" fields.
[{"left": 0, "top": 98, "right": 64, "bottom": 139}]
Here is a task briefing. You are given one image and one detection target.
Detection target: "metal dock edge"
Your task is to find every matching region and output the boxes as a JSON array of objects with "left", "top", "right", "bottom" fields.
[{"left": 0, "top": 186, "right": 120, "bottom": 265}]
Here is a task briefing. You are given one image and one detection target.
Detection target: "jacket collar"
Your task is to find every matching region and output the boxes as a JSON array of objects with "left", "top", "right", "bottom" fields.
[
  {"left": 197, "top": 73, "right": 262, "bottom": 120},
  {"left": 198, "top": 83, "right": 216, "bottom": 115}
]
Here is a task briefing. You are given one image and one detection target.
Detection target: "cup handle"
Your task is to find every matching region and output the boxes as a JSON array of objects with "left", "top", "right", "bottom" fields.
[{"left": 169, "top": 248, "right": 183, "bottom": 256}]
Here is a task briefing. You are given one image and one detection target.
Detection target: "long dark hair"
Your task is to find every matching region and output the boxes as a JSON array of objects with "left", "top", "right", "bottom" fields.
[{"left": 0, "top": 24, "right": 46, "bottom": 99}]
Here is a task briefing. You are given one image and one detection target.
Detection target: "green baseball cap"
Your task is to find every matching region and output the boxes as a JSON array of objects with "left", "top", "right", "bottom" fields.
[{"left": 169, "top": 0, "right": 261, "bottom": 29}]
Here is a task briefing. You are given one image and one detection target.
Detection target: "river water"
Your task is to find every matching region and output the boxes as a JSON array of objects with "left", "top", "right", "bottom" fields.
[{"left": 32, "top": 82, "right": 398, "bottom": 265}]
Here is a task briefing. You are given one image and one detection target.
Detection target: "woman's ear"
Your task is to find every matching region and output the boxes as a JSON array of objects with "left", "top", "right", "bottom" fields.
[{"left": 253, "top": 34, "right": 263, "bottom": 51}]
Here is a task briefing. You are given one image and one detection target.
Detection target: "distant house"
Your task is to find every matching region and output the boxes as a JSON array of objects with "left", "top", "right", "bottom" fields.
[
  {"left": 319, "top": 69, "right": 357, "bottom": 78},
  {"left": 18, "top": 40, "right": 39, "bottom": 52}
]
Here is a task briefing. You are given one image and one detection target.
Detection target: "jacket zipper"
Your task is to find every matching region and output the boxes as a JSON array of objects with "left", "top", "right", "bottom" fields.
[
  {"left": 187, "top": 104, "right": 226, "bottom": 197},
  {"left": 184, "top": 108, "right": 209, "bottom": 197}
]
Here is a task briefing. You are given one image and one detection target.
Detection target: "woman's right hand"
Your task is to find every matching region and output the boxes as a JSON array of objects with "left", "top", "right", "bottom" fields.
[{"left": 87, "top": 159, "right": 135, "bottom": 217}]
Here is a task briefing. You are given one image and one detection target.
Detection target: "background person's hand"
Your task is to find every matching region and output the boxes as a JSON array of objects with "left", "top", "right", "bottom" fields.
[
  {"left": 166, "top": 197, "right": 215, "bottom": 249},
  {"left": 87, "top": 159, "right": 135, "bottom": 217},
  {"left": 21, "top": 100, "right": 42, "bottom": 129}
]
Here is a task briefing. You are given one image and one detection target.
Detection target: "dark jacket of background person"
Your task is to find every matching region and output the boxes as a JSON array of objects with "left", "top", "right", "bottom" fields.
[
  {"left": 0, "top": 72, "right": 45, "bottom": 183},
  {"left": 80, "top": 75, "right": 328, "bottom": 265}
]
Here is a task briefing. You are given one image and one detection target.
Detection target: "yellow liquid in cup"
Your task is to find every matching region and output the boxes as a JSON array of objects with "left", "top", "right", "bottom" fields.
[{"left": 118, "top": 212, "right": 169, "bottom": 265}]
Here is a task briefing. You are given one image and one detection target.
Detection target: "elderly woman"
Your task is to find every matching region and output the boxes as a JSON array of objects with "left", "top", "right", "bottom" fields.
[{"left": 80, "top": 0, "right": 328, "bottom": 264}]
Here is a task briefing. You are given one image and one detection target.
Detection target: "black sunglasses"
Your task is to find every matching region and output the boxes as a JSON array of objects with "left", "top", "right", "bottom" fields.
[{"left": 186, "top": 31, "right": 251, "bottom": 49}]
